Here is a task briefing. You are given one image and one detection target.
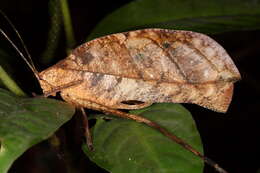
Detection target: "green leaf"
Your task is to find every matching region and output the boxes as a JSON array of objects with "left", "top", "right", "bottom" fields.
[
  {"left": 0, "top": 88, "right": 75, "bottom": 173},
  {"left": 83, "top": 103, "right": 203, "bottom": 173},
  {"left": 87, "top": 0, "right": 260, "bottom": 40}
]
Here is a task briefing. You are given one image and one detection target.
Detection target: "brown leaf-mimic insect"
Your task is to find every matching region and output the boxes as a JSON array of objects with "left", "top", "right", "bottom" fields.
[
  {"left": 40, "top": 29, "right": 240, "bottom": 112},
  {"left": 0, "top": 12, "right": 240, "bottom": 173}
]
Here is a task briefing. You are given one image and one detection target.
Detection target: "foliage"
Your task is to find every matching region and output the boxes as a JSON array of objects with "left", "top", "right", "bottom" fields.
[
  {"left": 0, "top": 0, "right": 259, "bottom": 172},
  {"left": 0, "top": 89, "right": 74, "bottom": 173}
]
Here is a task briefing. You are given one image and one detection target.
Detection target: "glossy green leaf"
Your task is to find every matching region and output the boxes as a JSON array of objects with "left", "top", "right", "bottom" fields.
[
  {"left": 0, "top": 88, "right": 75, "bottom": 173},
  {"left": 83, "top": 103, "right": 203, "bottom": 173},
  {"left": 87, "top": 0, "right": 260, "bottom": 40}
]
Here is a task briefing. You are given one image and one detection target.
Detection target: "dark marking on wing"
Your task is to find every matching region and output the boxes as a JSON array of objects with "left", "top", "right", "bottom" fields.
[
  {"left": 80, "top": 52, "right": 95, "bottom": 64},
  {"left": 90, "top": 73, "right": 104, "bottom": 87}
]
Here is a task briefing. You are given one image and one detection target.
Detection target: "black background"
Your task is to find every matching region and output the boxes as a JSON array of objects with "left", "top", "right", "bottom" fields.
[{"left": 0, "top": 0, "right": 259, "bottom": 173}]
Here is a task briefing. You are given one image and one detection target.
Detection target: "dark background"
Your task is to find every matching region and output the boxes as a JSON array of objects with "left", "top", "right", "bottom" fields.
[{"left": 0, "top": 0, "right": 259, "bottom": 173}]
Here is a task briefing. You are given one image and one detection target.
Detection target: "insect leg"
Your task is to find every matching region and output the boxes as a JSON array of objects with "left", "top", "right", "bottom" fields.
[
  {"left": 59, "top": 96, "right": 228, "bottom": 173},
  {"left": 81, "top": 100, "right": 228, "bottom": 173},
  {"left": 42, "top": 79, "right": 84, "bottom": 97},
  {"left": 80, "top": 108, "right": 94, "bottom": 151},
  {"left": 100, "top": 108, "right": 228, "bottom": 173}
]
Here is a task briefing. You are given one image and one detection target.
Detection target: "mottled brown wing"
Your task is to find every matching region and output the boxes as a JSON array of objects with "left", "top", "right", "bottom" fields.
[{"left": 39, "top": 29, "right": 241, "bottom": 112}]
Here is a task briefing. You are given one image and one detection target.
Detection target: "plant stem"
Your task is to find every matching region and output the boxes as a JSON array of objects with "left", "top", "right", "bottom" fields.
[
  {"left": 0, "top": 65, "right": 26, "bottom": 96},
  {"left": 40, "top": 0, "right": 62, "bottom": 64},
  {"left": 60, "top": 0, "right": 76, "bottom": 53}
]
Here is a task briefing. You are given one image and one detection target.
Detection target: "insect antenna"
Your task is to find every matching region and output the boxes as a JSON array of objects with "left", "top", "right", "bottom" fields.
[{"left": 0, "top": 10, "right": 40, "bottom": 80}]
